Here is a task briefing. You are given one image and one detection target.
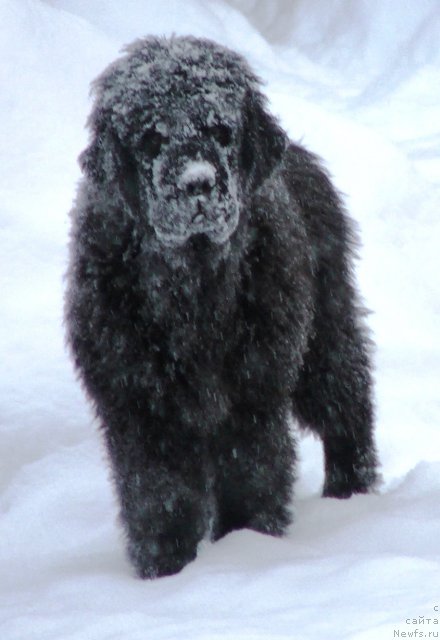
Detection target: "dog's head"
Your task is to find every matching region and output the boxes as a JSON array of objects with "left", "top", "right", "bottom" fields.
[{"left": 81, "top": 36, "right": 287, "bottom": 248}]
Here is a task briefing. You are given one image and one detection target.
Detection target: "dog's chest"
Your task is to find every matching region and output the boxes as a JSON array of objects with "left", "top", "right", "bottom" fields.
[{"left": 143, "top": 263, "right": 239, "bottom": 359}]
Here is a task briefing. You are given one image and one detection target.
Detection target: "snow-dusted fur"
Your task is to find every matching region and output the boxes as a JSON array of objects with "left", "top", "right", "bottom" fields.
[{"left": 65, "top": 36, "right": 378, "bottom": 578}]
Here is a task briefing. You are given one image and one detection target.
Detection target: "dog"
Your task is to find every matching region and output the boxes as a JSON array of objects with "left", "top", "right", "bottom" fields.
[{"left": 65, "top": 36, "right": 378, "bottom": 578}]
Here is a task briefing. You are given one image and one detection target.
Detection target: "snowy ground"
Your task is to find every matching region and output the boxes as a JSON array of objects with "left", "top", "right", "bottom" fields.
[{"left": 1, "top": 1, "right": 440, "bottom": 638}]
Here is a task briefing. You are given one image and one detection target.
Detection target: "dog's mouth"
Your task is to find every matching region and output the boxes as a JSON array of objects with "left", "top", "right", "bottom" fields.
[
  {"left": 151, "top": 200, "right": 239, "bottom": 249},
  {"left": 190, "top": 200, "right": 207, "bottom": 225},
  {"left": 153, "top": 225, "right": 233, "bottom": 249}
]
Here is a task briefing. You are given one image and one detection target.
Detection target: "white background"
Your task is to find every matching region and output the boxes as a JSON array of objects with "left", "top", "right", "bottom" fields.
[{"left": 1, "top": 1, "right": 439, "bottom": 638}]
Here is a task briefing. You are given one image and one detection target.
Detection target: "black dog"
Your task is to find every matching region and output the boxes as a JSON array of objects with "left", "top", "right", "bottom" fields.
[{"left": 65, "top": 36, "right": 378, "bottom": 578}]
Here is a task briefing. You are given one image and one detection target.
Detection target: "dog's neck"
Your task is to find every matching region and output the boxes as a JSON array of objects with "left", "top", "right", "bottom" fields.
[{"left": 138, "top": 224, "right": 250, "bottom": 322}]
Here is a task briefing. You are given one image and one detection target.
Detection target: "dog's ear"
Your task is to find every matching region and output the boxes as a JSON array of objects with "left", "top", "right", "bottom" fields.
[
  {"left": 79, "top": 138, "right": 102, "bottom": 182},
  {"left": 79, "top": 119, "right": 118, "bottom": 183},
  {"left": 240, "top": 90, "right": 287, "bottom": 188},
  {"left": 79, "top": 119, "right": 139, "bottom": 207}
]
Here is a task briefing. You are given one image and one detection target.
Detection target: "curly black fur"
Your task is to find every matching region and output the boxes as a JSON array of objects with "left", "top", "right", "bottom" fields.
[{"left": 65, "top": 36, "right": 378, "bottom": 578}]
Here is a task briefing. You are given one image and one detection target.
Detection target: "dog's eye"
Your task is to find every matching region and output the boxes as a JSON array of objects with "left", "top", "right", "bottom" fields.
[
  {"left": 203, "top": 123, "right": 233, "bottom": 147},
  {"left": 139, "top": 129, "right": 168, "bottom": 159}
]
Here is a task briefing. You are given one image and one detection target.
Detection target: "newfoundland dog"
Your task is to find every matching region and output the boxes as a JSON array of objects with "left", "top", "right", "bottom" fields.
[{"left": 65, "top": 36, "right": 378, "bottom": 578}]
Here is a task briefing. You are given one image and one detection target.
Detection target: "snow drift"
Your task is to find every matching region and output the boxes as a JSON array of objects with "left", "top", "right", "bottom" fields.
[{"left": 1, "top": 1, "right": 439, "bottom": 638}]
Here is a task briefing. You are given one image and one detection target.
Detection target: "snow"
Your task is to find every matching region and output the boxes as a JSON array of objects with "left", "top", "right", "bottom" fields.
[
  {"left": 1, "top": 0, "right": 439, "bottom": 638},
  {"left": 178, "top": 161, "right": 217, "bottom": 190}
]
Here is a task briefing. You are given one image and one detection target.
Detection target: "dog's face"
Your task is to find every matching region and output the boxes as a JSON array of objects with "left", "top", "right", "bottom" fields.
[
  {"left": 82, "top": 37, "right": 287, "bottom": 250},
  {"left": 131, "top": 91, "right": 243, "bottom": 247}
]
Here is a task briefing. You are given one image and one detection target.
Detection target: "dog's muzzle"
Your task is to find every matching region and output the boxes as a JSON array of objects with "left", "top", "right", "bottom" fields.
[
  {"left": 178, "top": 160, "right": 216, "bottom": 198},
  {"left": 178, "top": 160, "right": 224, "bottom": 232},
  {"left": 150, "top": 158, "right": 239, "bottom": 248}
]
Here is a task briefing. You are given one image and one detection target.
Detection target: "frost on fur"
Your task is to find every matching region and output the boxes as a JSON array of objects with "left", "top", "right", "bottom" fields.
[{"left": 65, "top": 35, "right": 378, "bottom": 579}]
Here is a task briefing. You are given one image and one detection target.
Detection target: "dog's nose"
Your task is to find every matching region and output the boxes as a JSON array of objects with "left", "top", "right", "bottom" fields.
[
  {"left": 186, "top": 177, "right": 213, "bottom": 197},
  {"left": 178, "top": 160, "right": 216, "bottom": 198}
]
